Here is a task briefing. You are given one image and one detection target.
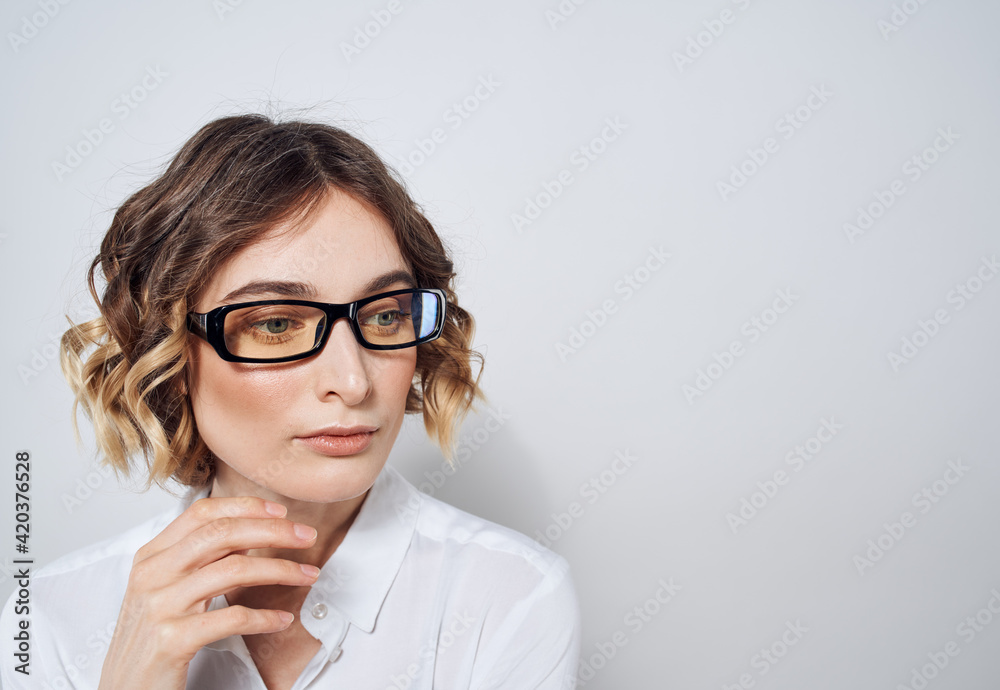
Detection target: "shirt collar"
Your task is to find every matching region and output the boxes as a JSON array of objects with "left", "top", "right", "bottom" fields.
[
  {"left": 191, "top": 463, "right": 420, "bottom": 652},
  {"left": 302, "top": 463, "right": 419, "bottom": 633}
]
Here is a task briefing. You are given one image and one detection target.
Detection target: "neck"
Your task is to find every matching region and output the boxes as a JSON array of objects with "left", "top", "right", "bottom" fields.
[{"left": 209, "top": 462, "right": 369, "bottom": 568}]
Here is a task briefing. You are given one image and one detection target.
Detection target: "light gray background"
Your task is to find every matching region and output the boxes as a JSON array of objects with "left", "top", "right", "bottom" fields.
[{"left": 2, "top": 0, "right": 999, "bottom": 688}]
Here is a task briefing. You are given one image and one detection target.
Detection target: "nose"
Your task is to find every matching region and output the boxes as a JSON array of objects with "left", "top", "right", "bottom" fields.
[{"left": 311, "top": 317, "right": 372, "bottom": 405}]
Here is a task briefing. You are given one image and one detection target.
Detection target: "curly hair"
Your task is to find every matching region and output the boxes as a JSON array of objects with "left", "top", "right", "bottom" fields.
[{"left": 60, "top": 114, "right": 485, "bottom": 491}]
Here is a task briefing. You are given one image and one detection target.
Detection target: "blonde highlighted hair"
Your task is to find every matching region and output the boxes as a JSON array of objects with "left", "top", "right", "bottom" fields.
[{"left": 61, "top": 114, "right": 485, "bottom": 491}]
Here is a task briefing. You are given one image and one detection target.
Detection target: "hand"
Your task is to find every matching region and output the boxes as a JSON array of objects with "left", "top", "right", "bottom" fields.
[{"left": 97, "top": 496, "right": 320, "bottom": 690}]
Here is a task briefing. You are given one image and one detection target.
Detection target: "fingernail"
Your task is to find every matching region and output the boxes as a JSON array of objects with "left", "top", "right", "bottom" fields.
[
  {"left": 264, "top": 501, "right": 286, "bottom": 517},
  {"left": 294, "top": 523, "right": 317, "bottom": 540},
  {"left": 299, "top": 563, "right": 321, "bottom": 578},
  {"left": 278, "top": 611, "right": 294, "bottom": 625}
]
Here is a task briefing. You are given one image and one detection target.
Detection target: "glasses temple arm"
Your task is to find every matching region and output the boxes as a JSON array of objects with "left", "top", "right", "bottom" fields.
[{"left": 187, "top": 312, "right": 209, "bottom": 340}]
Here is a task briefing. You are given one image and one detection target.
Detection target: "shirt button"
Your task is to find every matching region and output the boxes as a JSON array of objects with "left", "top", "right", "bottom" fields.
[
  {"left": 330, "top": 647, "right": 342, "bottom": 662},
  {"left": 311, "top": 603, "right": 328, "bottom": 620}
]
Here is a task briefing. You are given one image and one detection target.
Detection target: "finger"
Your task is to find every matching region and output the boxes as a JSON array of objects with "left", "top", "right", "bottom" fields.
[
  {"left": 158, "top": 605, "right": 295, "bottom": 657},
  {"left": 148, "top": 515, "right": 317, "bottom": 577},
  {"left": 134, "top": 496, "right": 287, "bottom": 566},
  {"left": 170, "top": 554, "right": 320, "bottom": 608}
]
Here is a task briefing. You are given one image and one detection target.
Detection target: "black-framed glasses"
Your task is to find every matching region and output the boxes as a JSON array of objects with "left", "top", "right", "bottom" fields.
[{"left": 186, "top": 288, "right": 446, "bottom": 363}]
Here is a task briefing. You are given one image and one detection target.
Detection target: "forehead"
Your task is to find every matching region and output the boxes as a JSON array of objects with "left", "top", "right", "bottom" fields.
[{"left": 197, "top": 189, "right": 410, "bottom": 309}]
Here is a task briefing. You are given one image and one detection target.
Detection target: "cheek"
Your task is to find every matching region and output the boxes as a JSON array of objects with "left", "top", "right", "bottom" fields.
[
  {"left": 188, "top": 345, "right": 416, "bottom": 433},
  {"left": 196, "top": 371, "right": 296, "bottom": 428},
  {"left": 187, "top": 347, "right": 297, "bottom": 453},
  {"left": 373, "top": 349, "right": 418, "bottom": 406},
  {"left": 216, "top": 370, "right": 293, "bottom": 410}
]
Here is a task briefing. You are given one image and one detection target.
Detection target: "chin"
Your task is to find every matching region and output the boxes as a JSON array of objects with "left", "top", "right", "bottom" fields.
[{"left": 218, "top": 443, "right": 388, "bottom": 504}]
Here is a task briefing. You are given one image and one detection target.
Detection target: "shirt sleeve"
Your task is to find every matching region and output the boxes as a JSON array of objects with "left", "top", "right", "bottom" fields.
[
  {"left": 471, "top": 555, "right": 582, "bottom": 690},
  {"left": 1, "top": 567, "right": 119, "bottom": 689}
]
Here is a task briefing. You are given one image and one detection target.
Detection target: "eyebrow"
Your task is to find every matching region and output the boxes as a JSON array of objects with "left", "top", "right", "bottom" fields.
[{"left": 220, "top": 270, "right": 417, "bottom": 304}]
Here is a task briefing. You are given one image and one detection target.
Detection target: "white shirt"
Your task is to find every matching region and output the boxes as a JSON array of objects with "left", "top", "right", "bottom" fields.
[{"left": 0, "top": 464, "right": 581, "bottom": 689}]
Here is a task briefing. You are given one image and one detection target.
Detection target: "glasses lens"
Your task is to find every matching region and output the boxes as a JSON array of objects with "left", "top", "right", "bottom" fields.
[
  {"left": 223, "top": 304, "right": 326, "bottom": 360},
  {"left": 218, "top": 291, "right": 443, "bottom": 360},
  {"left": 357, "top": 290, "right": 441, "bottom": 347}
]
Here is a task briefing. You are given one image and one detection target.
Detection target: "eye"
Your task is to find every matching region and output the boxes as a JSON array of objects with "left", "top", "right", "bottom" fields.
[
  {"left": 254, "top": 317, "right": 291, "bottom": 334},
  {"left": 374, "top": 311, "right": 399, "bottom": 326}
]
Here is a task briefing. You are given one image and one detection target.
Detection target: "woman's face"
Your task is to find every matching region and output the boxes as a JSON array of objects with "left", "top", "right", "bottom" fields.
[{"left": 185, "top": 188, "right": 417, "bottom": 503}]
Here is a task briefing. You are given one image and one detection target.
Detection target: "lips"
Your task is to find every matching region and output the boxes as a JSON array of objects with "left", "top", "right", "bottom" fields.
[
  {"left": 296, "top": 425, "right": 377, "bottom": 457},
  {"left": 302, "top": 425, "right": 378, "bottom": 437}
]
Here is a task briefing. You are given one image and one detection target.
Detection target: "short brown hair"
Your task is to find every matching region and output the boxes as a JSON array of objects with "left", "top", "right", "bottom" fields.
[{"left": 61, "top": 114, "right": 485, "bottom": 491}]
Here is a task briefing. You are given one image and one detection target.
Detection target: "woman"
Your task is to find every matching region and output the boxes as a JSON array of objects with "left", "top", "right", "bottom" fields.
[{"left": 0, "top": 115, "right": 580, "bottom": 689}]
